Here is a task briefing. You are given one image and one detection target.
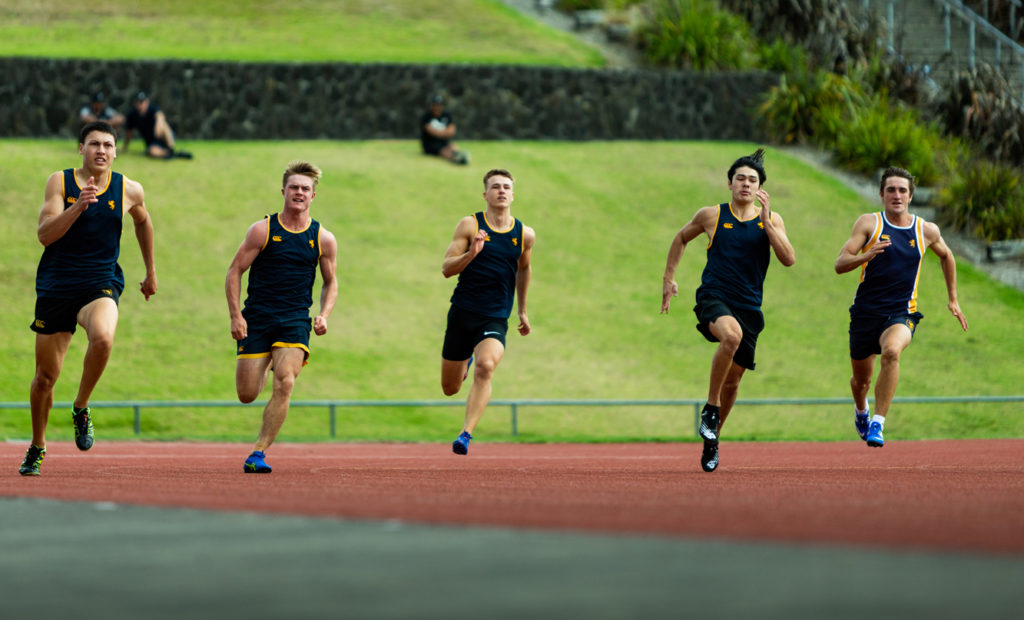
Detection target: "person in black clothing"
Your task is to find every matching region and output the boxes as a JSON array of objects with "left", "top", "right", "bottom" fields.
[
  {"left": 660, "top": 149, "right": 795, "bottom": 472},
  {"left": 19, "top": 121, "right": 157, "bottom": 476},
  {"left": 124, "top": 91, "right": 192, "bottom": 159},
  {"left": 420, "top": 94, "right": 468, "bottom": 165},
  {"left": 225, "top": 161, "right": 338, "bottom": 474},
  {"left": 79, "top": 92, "right": 125, "bottom": 134},
  {"left": 441, "top": 169, "right": 534, "bottom": 455}
]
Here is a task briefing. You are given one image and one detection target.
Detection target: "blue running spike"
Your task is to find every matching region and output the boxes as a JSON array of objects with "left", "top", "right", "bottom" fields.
[
  {"left": 866, "top": 421, "right": 885, "bottom": 448},
  {"left": 452, "top": 431, "right": 472, "bottom": 455},
  {"left": 244, "top": 450, "right": 272, "bottom": 473},
  {"left": 855, "top": 411, "right": 870, "bottom": 441}
]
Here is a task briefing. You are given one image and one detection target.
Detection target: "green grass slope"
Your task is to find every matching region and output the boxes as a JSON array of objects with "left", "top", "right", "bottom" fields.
[
  {"left": 0, "top": 0, "right": 604, "bottom": 66},
  {"left": 1, "top": 140, "right": 1021, "bottom": 443}
]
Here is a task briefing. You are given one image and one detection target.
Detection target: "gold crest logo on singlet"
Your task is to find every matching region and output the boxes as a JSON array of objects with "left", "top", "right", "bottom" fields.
[
  {"left": 909, "top": 239, "right": 916, "bottom": 248},
  {"left": 512, "top": 238, "right": 518, "bottom": 246},
  {"left": 67, "top": 197, "right": 77, "bottom": 205},
  {"left": 723, "top": 223, "right": 733, "bottom": 229},
  {"left": 272, "top": 236, "right": 282, "bottom": 242},
  {"left": 880, "top": 234, "right": 890, "bottom": 241},
  {"left": 108, "top": 200, "right": 116, "bottom": 210},
  {"left": 309, "top": 240, "right": 315, "bottom": 248}
]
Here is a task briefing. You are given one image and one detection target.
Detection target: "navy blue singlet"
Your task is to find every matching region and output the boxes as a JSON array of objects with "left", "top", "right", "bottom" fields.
[
  {"left": 450, "top": 212, "right": 524, "bottom": 319},
  {"left": 243, "top": 213, "right": 322, "bottom": 317},
  {"left": 695, "top": 203, "right": 771, "bottom": 311},
  {"left": 852, "top": 212, "right": 926, "bottom": 315},
  {"left": 35, "top": 169, "right": 125, "bottom": 296}
]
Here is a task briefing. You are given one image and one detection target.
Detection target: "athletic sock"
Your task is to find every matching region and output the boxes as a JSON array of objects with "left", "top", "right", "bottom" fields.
[
  {"left": 856, "top": 407, "right": 869, "bottom": 416},
  {"left": 871, "top": 414, "right": 885, "bottom": 427}
]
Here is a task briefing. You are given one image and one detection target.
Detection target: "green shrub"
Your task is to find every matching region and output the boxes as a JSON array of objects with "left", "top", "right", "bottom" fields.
[
  {"left": 933, "top": 64, "right": 1024, "bottom": 167},
  {"left": 757, "top": 70, "right": 866, "bottom": 146},
  {"left": 831, "top": 95, "right": 944, "bottom": 186},
  {"left": 756, "top": 37, "right": 806, "bottom": 74},
  {"left": 636, "top": 0, "right": 754, "bottom": 70},
  {"left": 719, "top": 0, "right": 884, "bottom": 71},
  {"left": 939, "top": 158, "right": 1024, "bottom": 241},
  {"left": 556, "top": 0, "right": 605, "bottom": 10}
]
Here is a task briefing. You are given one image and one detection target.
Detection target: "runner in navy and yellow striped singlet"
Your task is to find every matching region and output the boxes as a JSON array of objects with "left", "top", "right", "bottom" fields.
[
  {"left": 226, "top": 161, "right": 338, "bottom": 474},
  {"left": 20, "top": 121, "right": 158, "bottom": 477},
  {"left": 835, "top": 166, "right": 968, "bottom": 449},
  {"left": 441, "top": 169, "right": 536, "bottom": 456},
  {"left": 661, "top": 148, "right": 796, "bottom": 473}
]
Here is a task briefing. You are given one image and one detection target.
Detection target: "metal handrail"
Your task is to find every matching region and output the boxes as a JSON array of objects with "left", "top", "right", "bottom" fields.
[
  {"left": 936, "top": 0, "right": 1024, "bottom": 100},
  {"left": 2, "top": 396, "right": 1021, "bottom": 438}
]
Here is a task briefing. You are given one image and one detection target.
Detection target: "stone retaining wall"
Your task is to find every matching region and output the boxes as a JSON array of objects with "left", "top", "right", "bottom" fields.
[{"left": 0, "top": 57, "right": 777, "bottom": 141}]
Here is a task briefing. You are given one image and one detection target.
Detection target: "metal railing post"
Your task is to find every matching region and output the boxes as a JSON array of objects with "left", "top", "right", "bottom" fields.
[
  {"left": 330, "top": 404, "right": 337, "bottom": 438},
  {"left": 945, "top": 5, "right": 952, "bottom": 52},
  {"left": 134, "top": 405, "right": 141, "bottom": 436},
  {"left": 888, "top": 0, "right": 897, "bottom": 51},
  {"left": 970, "top": 21, "right": 977, "bottom": 70},
  {"left": 510, "top": 403, "right": 518, "bottom": 436}
]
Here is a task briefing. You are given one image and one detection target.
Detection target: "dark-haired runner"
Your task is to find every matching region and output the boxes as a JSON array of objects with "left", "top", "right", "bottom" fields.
[{"left": 661, "top": 149, "right": 795, "bottom": 472}]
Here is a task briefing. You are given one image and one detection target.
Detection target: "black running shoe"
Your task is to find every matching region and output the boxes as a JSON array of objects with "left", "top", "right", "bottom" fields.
[
  {"left": 698, "top": 406, "right": 720, "bottom": 442},
  {"left": 19, "top": 444, "right": 45, "bottom": 476},
  {"left": 73, "top": 408, "right": 94, "bottom": 451},
  {"left": 700, "top": 439, "right": 719, "bottom": 473}
]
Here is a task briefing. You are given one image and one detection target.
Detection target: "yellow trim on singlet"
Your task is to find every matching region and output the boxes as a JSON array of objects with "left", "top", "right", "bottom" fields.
[
  {"left": 483, "top": 212, "right": 515, "bottom": 234},
  {"left": 71, "top": 169, "right": 113, "bottom": 194},
  {"left": 858, "top": 213, "right": 884, "bottom": 283},
  {"left": 726, "top": 201, "right": 760, "bottom": 223},
  {"left": 259, "top": 215, "right": 271, "bottom": 250},
  {"left": 706, "top": 204, "right": 722, "bottom": 251},
  {"left": 278, "top": 215, "right": 312, "bottom": 234},
  {"left": 908, "top": 216, "right": 926, "bottom": 313}
]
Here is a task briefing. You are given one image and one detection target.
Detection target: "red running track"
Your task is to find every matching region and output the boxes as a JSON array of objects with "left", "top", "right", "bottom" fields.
[{"left": 2, "top": 439, "right": 1022, "bottom": 555}]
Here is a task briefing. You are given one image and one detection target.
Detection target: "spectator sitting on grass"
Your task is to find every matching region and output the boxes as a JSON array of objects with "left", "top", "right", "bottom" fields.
[
  {"left": 79, "top": 92, "right": 125, "bottom": 134},
  {"left": 124, "top": 91, "right": 192, "bottom": 160},
  {"left": 420, "top": 94, "right": 468, "bottom": 165}
]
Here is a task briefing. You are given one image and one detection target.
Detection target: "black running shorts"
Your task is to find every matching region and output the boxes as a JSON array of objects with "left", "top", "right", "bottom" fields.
[
  {"left": 693, "top": 296, "right": 764, "bottom": 370},
  {"left": 442, "top": 305, "right": 508, "bottom": 361}
]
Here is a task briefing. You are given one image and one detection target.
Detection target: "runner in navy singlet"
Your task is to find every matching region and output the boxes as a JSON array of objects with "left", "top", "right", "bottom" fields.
[
  {"left": 226, "top": 161, "right": 338, "bottom": 473},
  {"left": 441, "top": 169, "right": 536, "bottom": 455},
  {"left": 661, "top": 148, "right": 796, "bottom": 473},
  {"left": 835, "top": 167, "right": 968, "bottom": 448},
  {"left": 19, "top": 121, "right": 157, "bottom": 476}
]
